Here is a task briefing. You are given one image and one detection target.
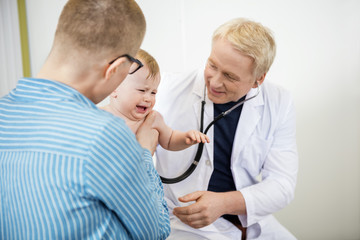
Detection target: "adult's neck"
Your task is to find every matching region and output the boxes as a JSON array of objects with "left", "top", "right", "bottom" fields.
[{"left": 36, "top": 53, "right": 104, "bottom": 103}]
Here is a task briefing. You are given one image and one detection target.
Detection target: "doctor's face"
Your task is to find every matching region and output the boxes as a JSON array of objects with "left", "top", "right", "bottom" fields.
[{"left": 204, "top": 38, "right": 258, "bottom": 104}]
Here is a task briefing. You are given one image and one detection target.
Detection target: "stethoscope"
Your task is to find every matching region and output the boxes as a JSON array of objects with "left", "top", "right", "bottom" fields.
[{"left": 160, "top": 81, "right": 261, "bottom": 184}]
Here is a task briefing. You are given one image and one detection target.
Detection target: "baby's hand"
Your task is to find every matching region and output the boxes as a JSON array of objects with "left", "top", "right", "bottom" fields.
[{"left": 185, "top": 130, "right": 210, "bottom": 145}]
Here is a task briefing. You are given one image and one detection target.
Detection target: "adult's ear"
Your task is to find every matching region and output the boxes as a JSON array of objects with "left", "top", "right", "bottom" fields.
[
  {"left": 105, "top": 57, "right": 128, "bottom": 80},
  {"left": 253, "top": 73, "right": 266, "bottom": 88}
]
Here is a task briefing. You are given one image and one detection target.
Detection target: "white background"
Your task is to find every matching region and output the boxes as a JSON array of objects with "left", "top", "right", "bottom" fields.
[
  {"left": 21, "top": 0, "right": 360, "bottom": 239},
  {"left": 0, "top": 0, "right": 23, "bottom": 97}
]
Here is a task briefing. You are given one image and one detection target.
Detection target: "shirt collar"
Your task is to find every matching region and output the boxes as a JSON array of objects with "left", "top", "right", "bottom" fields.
[{"left": 10, "top": 78, "right": 97, "bottom": 109}]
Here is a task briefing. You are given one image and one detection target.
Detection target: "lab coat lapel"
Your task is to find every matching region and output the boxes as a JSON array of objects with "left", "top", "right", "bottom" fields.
[
  {"left": 192, "top": 70, "right": 205, "bottom": 131},
  {"left": 203, "top": 95, "right": 214, "bottom": 164},
  {"left": 192, "top": 73, "right": 214, "bottom": 165},
  {"left": 232, "top": 87, "right": 264, "bottom": 162}
]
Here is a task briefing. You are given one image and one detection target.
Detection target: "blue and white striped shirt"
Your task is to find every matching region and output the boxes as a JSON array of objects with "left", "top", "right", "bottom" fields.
[{"left": 0, "top": 78, "right": 170, "bottom": 239}]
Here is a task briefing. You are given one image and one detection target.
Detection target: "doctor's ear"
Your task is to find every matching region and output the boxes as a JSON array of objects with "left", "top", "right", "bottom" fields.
[{"left": 253, "top": 73, "right": 266, "bottom": 88}]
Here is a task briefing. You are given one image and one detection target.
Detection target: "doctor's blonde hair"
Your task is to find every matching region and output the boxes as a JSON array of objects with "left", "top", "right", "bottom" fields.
[{"left": 212, "top": 18, "right": 276, "bottom": 79}]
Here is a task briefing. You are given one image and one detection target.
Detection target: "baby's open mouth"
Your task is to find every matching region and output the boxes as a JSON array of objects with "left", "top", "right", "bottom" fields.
[{"left": 136, "top": 105, "right": 148, "bottom": 113}]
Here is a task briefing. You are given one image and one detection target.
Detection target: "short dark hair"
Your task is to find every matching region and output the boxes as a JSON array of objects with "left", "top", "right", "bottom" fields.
[{"left": 54, "top": 0, "right": 146, "bottom": 57}]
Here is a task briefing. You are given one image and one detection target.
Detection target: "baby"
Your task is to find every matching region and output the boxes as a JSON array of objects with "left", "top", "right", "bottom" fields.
[{"left": 101, "top": 49, "right": 209, "bottom": 151}]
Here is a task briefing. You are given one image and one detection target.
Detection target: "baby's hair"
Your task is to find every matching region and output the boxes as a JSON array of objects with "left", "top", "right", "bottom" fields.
[{"left": 136, "top": 49, "right": 159, "bottom": 79}]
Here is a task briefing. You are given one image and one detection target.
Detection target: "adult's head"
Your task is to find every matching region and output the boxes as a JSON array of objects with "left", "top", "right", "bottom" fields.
[
  {"left": 205, "top": 18, "right": 276, "bottom": 104},
  {"left": 43, "top": 0, "right": 146, "bottom": 103}
]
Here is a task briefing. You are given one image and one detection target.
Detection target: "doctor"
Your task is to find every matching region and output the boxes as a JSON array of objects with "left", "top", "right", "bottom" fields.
[{"left": 154, "top": 18, "right": 298, "bottom": 239}]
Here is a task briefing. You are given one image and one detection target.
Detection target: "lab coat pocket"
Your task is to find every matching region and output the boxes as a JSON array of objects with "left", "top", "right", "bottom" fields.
[{"left": 239, "top": 136, "right": 273, "bottom": 177}]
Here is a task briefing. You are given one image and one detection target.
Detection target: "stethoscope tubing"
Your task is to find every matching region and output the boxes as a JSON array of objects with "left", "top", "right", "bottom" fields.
[{"left": 160, "top": 82, "right": 260, "bottom": 184}]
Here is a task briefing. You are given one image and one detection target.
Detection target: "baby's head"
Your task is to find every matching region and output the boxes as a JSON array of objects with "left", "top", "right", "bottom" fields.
[{"left": 109, "top": 49, "right": 160, "bottom": 121}]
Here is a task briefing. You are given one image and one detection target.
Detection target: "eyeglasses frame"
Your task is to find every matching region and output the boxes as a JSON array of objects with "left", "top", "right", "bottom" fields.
[{"left": 108, "top": 54, "right": 143, "bottom": 74}]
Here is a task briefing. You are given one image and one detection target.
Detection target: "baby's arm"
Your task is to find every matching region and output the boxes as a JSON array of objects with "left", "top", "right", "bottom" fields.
[{"left": 152, "top": 111, "right": 209, "bottom": 151}]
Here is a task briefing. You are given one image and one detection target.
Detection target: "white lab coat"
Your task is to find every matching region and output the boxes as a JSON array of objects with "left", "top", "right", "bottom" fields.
[{"left": 155, "top": 69, "right": 298, "bottom": 240}]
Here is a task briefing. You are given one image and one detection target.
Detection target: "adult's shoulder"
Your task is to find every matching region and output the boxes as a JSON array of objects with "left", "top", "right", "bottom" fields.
[
  {"left": 261, "top": 80, "right": 295, "bottom": 119},
  {"left": 85, "top": 108, "right": 143, "bottom": 163},
  {"left": 78, "top": 107, "right": 135, "bottom": 146},
  {"left": 90, "top": 108, "right": 133, "bottom": 137},
  {"left": 261, "top": 80, "right": 294, "bottom": 104},
  {"left": 155, "top": 69, "right": 203, "bottom": 114}
]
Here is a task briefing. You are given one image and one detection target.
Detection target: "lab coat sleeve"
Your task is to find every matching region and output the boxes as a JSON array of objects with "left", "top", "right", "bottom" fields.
[{"left": 239, "top": 95, "right": 298, "bottom": 227}]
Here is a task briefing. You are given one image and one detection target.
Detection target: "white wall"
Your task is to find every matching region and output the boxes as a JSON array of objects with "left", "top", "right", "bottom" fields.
[
  {"left": 25, "top": 0, "right": 360, "bottom": 239},
  {"left": 0, "top": 0, "right": 23, "bottom": 97}
]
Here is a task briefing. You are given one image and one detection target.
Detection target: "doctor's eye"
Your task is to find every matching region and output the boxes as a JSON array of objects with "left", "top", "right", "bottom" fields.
[
  {"left": 207, "top": 62, "right": 217, "bottom": 70},
  {"left": 223, "top": 73, "right": 238, "bottom": 81}
]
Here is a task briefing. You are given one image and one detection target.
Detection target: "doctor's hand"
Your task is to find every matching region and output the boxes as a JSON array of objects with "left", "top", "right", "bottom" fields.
[
  {"left": 173, "top": 191, "right": 227, "bottom": 229},
  {"left": 136, "top": 111, "right": 159, "bottom": 155},
  {"left": 173, "top": 191, "right": 247, "bottom": 229}
]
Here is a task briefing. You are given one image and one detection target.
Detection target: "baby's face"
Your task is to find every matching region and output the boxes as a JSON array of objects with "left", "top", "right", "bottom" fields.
[{"left": 112, "top": 65, "right": 160, "bottom": 121}]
